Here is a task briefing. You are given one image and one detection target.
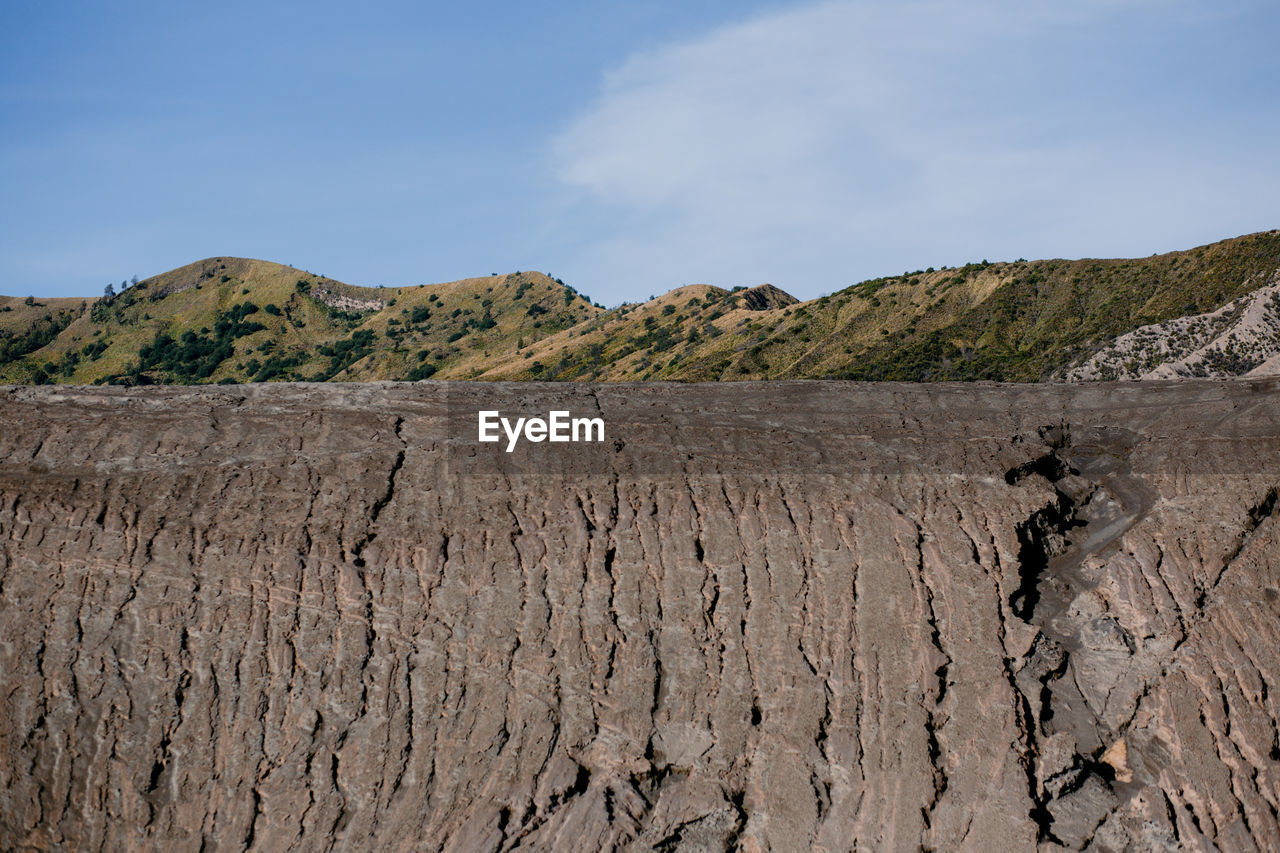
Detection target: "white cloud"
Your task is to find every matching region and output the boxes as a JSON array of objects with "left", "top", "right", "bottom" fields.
[{"left": 550, "top": 0, "right": 1279, "bottom": 302}]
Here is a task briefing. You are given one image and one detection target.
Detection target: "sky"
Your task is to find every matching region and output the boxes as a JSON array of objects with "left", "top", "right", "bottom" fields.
[{"left": 2, "top": 0, "right": 1278, "bottom": 304}]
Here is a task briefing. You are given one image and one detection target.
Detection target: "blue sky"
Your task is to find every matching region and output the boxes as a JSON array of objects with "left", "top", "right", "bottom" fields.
[{"left": 2, "top": 1, "right": 1278, "bottom": 303}]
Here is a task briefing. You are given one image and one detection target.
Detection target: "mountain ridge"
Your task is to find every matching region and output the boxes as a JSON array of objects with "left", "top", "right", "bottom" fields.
[{"left": 3, "top": 230, "right": 1279, "bottom": 385}]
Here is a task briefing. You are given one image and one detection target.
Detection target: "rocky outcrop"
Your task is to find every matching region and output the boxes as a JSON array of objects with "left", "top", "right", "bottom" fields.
[
  {"left": 1, "top": 380, "right": 1279, "bottom": 851},
  {"left": 310, "top": 283, "right": 386, "bottom": 314},
  {"left": 735, "top": 285, "right": 798, "bottom": 311}
]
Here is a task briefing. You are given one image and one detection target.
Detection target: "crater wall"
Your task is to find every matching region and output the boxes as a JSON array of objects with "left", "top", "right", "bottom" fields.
[{"left": 1, "top": 381, "right": 1278, "bottom": 851}]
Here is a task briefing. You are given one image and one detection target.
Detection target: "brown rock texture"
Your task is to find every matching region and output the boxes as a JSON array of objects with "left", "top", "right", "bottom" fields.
[{"left": 1, "top": 379, "right": 1279, "bottom": 851}]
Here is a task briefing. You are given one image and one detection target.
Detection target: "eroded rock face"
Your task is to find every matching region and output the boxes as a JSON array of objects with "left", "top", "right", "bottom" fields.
[
  {"left": 1, "top": 380, "right": 1279, "bottom": 852},
  {"left": 1059, "top": 275, "right": 1280, "bottom": 381}
]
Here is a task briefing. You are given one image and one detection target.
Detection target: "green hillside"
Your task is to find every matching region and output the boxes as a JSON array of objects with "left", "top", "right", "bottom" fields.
[
  {"left": 479, "top": 230, "right": 1280, "bottom": 381},
  {"left": 0, "top": 258, "right": 600, "bottom": 385},
  {"left": 3, "top": 231, "right": 1278, "bottom": 385}
]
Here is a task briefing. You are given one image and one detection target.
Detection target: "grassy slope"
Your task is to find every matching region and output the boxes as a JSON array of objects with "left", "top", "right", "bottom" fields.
[
  {"left": 0, "top": 296, "right": 90, "bottom": 369},
  {"left": 0, "top": 258, "right": 600, "bottom": 385},
  {"left": 3, "top": 230, "right": 1278, "bottom": 385},
  {"left": 484, "top": 230, "right": 1280, "bottom": 381},
  {"left": 841, "top": 230, "right": 1280, "bottom": 381}
]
